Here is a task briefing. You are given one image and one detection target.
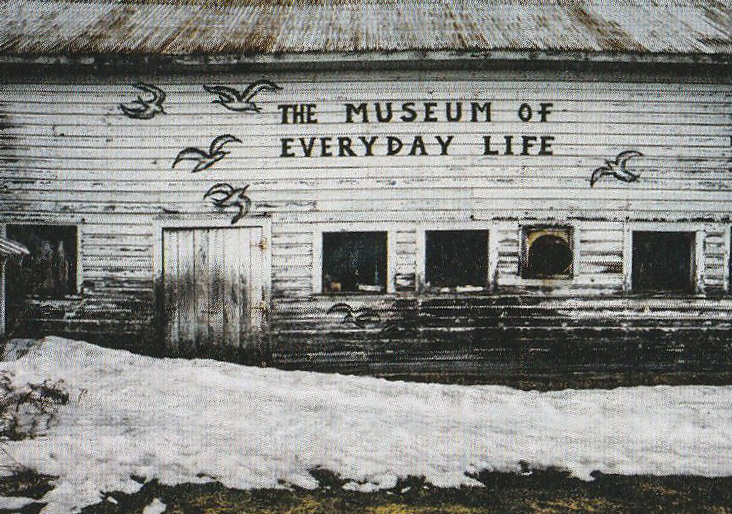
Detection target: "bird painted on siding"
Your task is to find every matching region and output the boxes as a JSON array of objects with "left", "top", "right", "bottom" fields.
[
  {"left": 172, "top": 134, "right": 242, "bottom": 173},
  {"left": 203, "top": 80, "right": 282, "bottom": 112},
  {"left": 203, "top": 183, "right": 251, "bottom": 224},
  {"left": 326, "top": 303, "right": 382, "bottom": 329},
  {"left": 119, "top": 83, "right": 166, "bottom": 119},
  {"left": 590, "top": 150, "right": 644, "bottom": 187}
]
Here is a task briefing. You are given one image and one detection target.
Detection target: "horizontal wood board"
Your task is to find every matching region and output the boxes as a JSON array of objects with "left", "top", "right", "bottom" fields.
[{"left": 2, "top": 68, "right": 732, "bottom": 359}]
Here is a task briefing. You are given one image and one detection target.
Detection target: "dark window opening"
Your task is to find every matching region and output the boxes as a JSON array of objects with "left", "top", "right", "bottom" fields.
[
  {"left": 522, "top": 227, "right": 573, "bottom": 279},
  {"left": 322, "top": 232, "right": 387, "bottom": 293},
  {"left": 425, "top": 230, "right": 488, "bottom": 289},
  {"left": 632, "top": 231, "right": 695, "bottom": 292},
  {"left": 6, "top": 225, "right": 78, "bottom": 299}
]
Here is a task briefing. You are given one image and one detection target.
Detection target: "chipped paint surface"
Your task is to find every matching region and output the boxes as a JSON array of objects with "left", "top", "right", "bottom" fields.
[{"left": 0, "top": 0, "right": 731, "bottom": 57}]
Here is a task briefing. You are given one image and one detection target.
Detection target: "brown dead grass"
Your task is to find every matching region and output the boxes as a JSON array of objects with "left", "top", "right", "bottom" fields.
[{"left": 68, "top": 468, "right": 732, "bottom": 514}]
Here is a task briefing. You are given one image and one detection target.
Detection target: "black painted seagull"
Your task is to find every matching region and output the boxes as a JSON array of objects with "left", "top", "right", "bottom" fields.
[
  {"left": 203, "top": 80, "right": 282, "bottom": 112},
  {"left": 326, "top": 303, "right": 381, "bottom": 329},
  {"left": 204, "top": 183, "right": 252, "bottom": 224},
  {"left": 119, "top": 83, "right": 166, "bottom": 120},
  {"left": 172, "top": 134, "right": 242, "bottom": 173},
  {"left": 590, "top": 150, "right": 644, "bottom": 187}
]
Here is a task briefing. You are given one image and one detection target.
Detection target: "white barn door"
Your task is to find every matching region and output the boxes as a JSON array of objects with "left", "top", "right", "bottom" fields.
[{"left": 162, "top": 226, "right": 267, "bottom": 354}]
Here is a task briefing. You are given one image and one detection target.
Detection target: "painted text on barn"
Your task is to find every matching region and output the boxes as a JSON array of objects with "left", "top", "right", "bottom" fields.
[{"left": 278, "top": 101, "right": 556, "bottom": 158}]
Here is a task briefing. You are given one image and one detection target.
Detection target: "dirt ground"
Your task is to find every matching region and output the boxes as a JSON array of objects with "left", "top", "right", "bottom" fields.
[{"left": 4, "top": 468, "right": 732, "bottom": 514}]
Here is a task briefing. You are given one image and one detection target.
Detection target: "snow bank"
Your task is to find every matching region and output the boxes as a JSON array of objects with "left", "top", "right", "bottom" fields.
[{"left": 1, "top": 336, "right": 732, "bottom": 513}]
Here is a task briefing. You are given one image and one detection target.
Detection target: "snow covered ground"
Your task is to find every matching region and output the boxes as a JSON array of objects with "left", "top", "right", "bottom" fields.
[{"left": 1, "top": 336, "right": 732, "bottom": 513}]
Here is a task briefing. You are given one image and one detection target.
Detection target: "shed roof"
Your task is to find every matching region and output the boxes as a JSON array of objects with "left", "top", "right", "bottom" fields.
[
  {"left": 1, "top": 0, "right": 731, "bottom": 60},
  {"left": 0, "top": 237, "right": 29, "bottom": 258}
]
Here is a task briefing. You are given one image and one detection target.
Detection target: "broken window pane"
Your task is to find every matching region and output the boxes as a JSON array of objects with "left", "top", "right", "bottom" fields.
[
  {"left": 322, "top": 232, "right": 387, "bottom": 293},
  {"left": 632, "top": 231, "right": 695, "bottom": 292},
  {"left": 521, "top": 227, "right": 573, "bottom": 279},
  {"left": 6, "top": 225, "right": 78, "bottom": 299},
  {"left": 425, "top": 230, "right": 488, "bottom": 288}
]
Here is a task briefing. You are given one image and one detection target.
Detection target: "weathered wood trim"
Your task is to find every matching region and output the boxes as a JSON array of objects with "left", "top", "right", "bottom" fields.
[
  {"left": 76, "top": 226, "right": 83, "bottom": 294},
  {"left": 1, "top": 50, "right": 731, "bottom": 72},
  {"left": 0, "top": 259, "right": 6, "bottom": 337},
  {"left": 311, "top": 222, "right": 398, "bottom": 295},
  {"left": 623, "top": 221, "right": 709, "bottom": 294},
  {"left": 696, "top": 229, "right": 707, "bottom": 295},
  {"left": 415, "top": 229, "right": 424, "bottom": 294},
  {"left": 623, "top": 227, "right": 633, "bottom": 293},
  {"left": 725, "top": 225, "right": 731, "bottom": 294},
  {"left": 0, "top": 226, "right": 4, "bottom": 336},
  {"left": 311, "top": 230, "right": 322, "bottom": 295}
]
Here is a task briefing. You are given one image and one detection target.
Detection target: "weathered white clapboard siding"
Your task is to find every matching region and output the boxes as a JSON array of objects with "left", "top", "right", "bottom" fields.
[{"left": 1, "top": 68, "right": 732, "bottom": 349}]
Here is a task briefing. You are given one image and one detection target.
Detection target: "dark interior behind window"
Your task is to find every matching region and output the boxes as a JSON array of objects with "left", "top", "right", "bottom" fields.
[
  {"left": 425, "top": 230, "right": 488, "bottom": 288},
  {"left": 632, "top": 231, "right": 694, "bottom": 292},
  {"left": 6, "top": 225, "right": 78, "bottom": 299},
  {"left": 322, "top": 231, "right": 387, "bottom": 293}
]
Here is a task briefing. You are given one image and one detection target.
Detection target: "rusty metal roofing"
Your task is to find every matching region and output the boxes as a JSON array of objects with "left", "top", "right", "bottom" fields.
[
  {"left": 0, "top": 236, "right": 29, "bottom": 257},
  {"left": 1, "top": 0, "right": 731, "bottom": 58}
]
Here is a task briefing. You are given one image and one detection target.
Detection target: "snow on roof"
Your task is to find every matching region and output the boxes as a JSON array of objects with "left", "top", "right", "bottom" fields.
[
  {"left": 0, "top": 235, "right": 29, "bottom": 257},
  {"left": 2, "top": 336, "right": 732, "bottom": 512},
  {"left": 0, "top": 0, "right": 731, "bottom": 59}
]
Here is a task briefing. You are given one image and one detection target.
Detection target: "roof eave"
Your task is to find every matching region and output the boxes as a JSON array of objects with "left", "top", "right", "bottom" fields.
[{"left": 1, "top": 49, "right": 730, "bottom": 69}]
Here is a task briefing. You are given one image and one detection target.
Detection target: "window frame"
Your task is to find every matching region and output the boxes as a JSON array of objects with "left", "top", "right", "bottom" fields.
[
  {"left": 415, "top": 222, "right": 495, "bottom": 294},
  {"left": 519, "top": 224, "right": 577, "bottom": 282},
  {"left": 623, "top": 222, "right": 705, "bottom": 294},
  {"left": 2, "top": 222, "right": 83, "bottom": 299},
  {"left": 313, "top": 224, "right": 396, "bottom": 295},
  {"left": 725, "top": 224, "right": 731, "bottom": 295}
]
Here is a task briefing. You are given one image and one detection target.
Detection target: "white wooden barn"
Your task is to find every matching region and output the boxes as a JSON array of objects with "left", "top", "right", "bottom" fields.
[{"left": 1, "top": 0, "right": 731, "bottom": 376}]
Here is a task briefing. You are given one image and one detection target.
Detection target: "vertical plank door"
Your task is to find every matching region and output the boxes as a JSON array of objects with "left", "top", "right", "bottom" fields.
[{"left": 162, "top": 226, "right": 267, "bottom": 354}]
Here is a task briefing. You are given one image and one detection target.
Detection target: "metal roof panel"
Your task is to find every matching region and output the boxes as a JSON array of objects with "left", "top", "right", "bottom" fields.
[{"left": 0, "top": 1, "right": 730, "bottom": 57}]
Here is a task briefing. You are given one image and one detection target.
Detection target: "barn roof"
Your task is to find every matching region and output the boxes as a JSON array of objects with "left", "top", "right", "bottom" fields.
[
  {"left": 0, "top": 236, "right": 29, "bottom": 258},
  {"left": 1, "top": 0, "right": 731, "bottom": 62}
]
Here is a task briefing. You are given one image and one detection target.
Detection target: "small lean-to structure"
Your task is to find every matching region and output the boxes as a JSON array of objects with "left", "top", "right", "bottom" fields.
[{"left": 1, "top": 1, "right": 731, "bottom": 377}]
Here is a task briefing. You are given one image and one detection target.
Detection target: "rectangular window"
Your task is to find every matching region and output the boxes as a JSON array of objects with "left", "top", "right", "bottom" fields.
[
  {"left": 6, "top": 225, "right": 78, "bottom": 299},
  {"left": 632, "top": 231, "right": 695, "bottom": 292},
  {"left": 521, "top": 226, "right": 573, "bottom": 279},
  {"left": 322, "top": 231, "right": 387, "bottom": 293},
  {"left": 425, "top": 230, "right": 488, "bottom": 289}
]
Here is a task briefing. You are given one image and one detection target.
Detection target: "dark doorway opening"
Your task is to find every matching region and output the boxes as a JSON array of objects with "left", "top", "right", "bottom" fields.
[
  {"left": 632, "top": 231, "right": 695, "bottom": 292},
  {"left": 425, "top": 230, "right": 488, "bottom": 288}
]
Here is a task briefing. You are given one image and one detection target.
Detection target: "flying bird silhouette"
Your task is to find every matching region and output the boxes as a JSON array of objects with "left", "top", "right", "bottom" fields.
[
  {"left": 203, "top": 80, "right": 282, "bottom": 112},
  {"left": 204, "top": 183, "right": 251, "bottom": 224},
  {"left": 119, "top": 83, "right": 166, "bottom": 119},
  {"left": 590, "top": 150, "right": 644, "bottom": 187},
  {"left": 326, "top": 303, "right": 381, "bottom": 329},
  {"left": 172, "top": 134, "right": 242, "bottom": 173}
]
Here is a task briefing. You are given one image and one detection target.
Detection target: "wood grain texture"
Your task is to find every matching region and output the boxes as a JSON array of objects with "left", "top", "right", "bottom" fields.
[{"left": 2, "top": 68, "right": 732, "bottom": 357}]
